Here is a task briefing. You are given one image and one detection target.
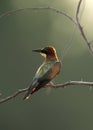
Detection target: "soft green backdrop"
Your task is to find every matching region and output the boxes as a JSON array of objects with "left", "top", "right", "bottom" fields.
[{"left": 0, "top": 0, "right": 93, "bottom": 130}]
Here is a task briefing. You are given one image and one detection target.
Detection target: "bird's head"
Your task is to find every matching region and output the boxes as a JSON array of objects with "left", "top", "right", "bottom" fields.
[{"left": 33, "top": 46, "right": 58, "bottom": 61}]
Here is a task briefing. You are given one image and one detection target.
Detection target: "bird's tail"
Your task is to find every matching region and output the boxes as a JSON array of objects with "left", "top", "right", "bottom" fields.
[
  {"left": 23, "top": 91, "right": 31, "bottom": 100},
  {"left": 23, "top": 87, "right": 37, "bottom": 100},
  {"left": 23, "top": 93, "right": 31, "bottom": 100}
]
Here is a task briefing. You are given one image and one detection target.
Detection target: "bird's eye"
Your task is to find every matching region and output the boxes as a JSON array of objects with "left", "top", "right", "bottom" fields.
[{"left": 41, "top": 49, "right": 48, "bottom": 54}]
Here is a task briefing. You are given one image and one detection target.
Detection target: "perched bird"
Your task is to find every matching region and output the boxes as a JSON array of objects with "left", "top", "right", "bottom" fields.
[{"left": 23, "top": 46, "right": 61, "bottom": 100}]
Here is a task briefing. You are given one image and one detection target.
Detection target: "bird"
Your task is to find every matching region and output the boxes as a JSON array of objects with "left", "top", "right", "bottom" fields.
[{"left": 23, "top": 46, "right": 61, "bottom": 100}]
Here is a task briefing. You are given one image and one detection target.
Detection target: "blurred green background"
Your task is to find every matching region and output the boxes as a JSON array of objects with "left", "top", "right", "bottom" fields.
[{"left": 0, "top": 0, "right": 93, "bottom": 130}]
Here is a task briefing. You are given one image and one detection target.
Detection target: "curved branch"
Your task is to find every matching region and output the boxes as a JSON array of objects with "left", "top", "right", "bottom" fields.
[
  {"left": 0, "top": 6, "right": 76, "bottom": 25},
  {"left": 76, "top": 0, "right": 93, "bottom": 54},
  {"left": 0, "top": 3, "right": 92, "bottom": 54},
  {"left": 0, "top": 80, "right": 93, "bottom": 103}
]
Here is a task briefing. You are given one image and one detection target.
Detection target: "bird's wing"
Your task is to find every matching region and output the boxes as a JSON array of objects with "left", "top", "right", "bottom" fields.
[
  {"left": 23, "top": 61, "right": 61, "bottom": 100},
  {"left": 31, "top": 61, "right": 61, "bottom": 89},
  {"left": 23, "top": 66, "right": 52, "bottom": 100}
]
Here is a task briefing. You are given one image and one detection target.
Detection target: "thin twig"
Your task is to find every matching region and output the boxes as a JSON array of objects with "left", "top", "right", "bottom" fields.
[
  {"left": 0, "top": 88, "right": 28, "bottom": 103},
  {"left": 76, "top": 0, "right": 93, "bottom": 54},
  {"left": 50, "top": 81, "right": 93, "bottom": 88},
  {"left": 0, "top": 6, "right": 76, "bottom": 25},
  {"left": 0, "top": 4, "right": 92, "bottom": 54},
  {"left": 0, "top": 80, "right": 93, "bottom": 103}
]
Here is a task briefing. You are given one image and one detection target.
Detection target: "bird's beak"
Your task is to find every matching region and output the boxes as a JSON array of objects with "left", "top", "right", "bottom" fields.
[{"left": 32, "top": 49, "right": 42, "bottom": 53}]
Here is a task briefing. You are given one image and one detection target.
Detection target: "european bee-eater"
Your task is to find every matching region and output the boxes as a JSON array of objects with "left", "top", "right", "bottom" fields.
[{"left": 23, "top": 46, "right": 61, "bottom": 100}]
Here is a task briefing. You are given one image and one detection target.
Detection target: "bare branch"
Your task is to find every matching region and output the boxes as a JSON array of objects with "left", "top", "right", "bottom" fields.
[
  {"left": 49, "top": 81, "right": 93, "bottom": 88},
  {"left": 0, "top": 6, "right": 76, "bottom": 25},
  {"left": 0, "top": 88, "right": 28, "bottom": 103},
  {"left": 76, "top": 0, "right": 93, "bottom": 54},
  {"left": 0, "top": 4, "right": 92, "bottom": 54},
  {"left": 0, "top": 80, "right": 93, "bottom": 103}
]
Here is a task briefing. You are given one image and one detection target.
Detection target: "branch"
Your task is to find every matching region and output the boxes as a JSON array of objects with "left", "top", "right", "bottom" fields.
[
  {"left": 0, "top": 3, "right": 92, "bottom": 54},
  {"left": 0, "top": 6, "right": 76, "bottom": 25},
  {"left": 76, "top": 0, "right": 93, "bottom": 54},
  {"left": 0, "top": 88, "right": 28, "bottom": 103},
  {"left": 0, "top": 1, "right": 92, "bottom": 54},
  {"left": 0, "top": 80, "right": 93, "bottom": 103}
]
